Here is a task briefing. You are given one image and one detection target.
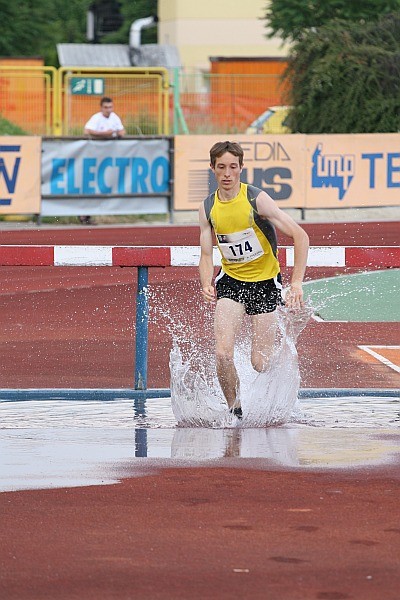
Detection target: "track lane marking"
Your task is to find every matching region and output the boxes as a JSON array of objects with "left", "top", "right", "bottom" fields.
[{"left": 358, "top": 345, "right": 400, "bottom": 374}]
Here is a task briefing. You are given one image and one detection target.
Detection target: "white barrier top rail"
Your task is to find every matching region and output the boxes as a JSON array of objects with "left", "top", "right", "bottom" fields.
[{"left": 0, "top": 246, "right": 398, "bottom": 268}]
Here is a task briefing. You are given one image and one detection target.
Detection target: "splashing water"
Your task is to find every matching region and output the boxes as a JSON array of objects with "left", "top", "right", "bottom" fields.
[
  {"left": 241, "top": 305, "right": 313, "bottom": 427},
  {"left": 168, "top": 301, "right": 313, "bottom": 428}
]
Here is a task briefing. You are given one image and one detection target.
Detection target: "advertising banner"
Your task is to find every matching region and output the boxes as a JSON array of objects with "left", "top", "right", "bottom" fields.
[
  {"left": 0, "top": 136, "right": 41, "bottom": 214},
  {"left": 174, "top": 135, "right": 307, "bottom": 210},
  {"left": 41, "top": 138, "right": 170, "bottom": 216},
  {"left": 306, "top": 134, "right": 400, "bottom": 208}
]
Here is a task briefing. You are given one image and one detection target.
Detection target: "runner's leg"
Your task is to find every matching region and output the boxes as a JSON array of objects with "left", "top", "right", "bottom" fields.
[
  {"left": 250, "top": 311, "right": 278, "bottom": 372},
  {"left": 214, "top": 297, "right": 245, "bottom": 408}
]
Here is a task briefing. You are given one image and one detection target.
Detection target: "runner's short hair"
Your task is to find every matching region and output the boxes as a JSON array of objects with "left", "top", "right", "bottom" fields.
[
  {"left": 100, "top": 96, "right": 113, "bottom": 105},
  {"left": 209, "top": 141, "right": 244, "bottom": 167}
]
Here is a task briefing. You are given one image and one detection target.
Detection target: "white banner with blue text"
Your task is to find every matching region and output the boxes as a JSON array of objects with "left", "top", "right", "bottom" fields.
[{"left": 41, "top": 138, "right": 170, "bottom": 216}]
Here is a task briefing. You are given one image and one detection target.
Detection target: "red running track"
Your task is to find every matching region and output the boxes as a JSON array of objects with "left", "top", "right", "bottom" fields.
[
  {"left": 0, "top": 221, "right": 399, "bottom": 389},
  {"left": 1, "top": 221, "right": 399, "bottom": 600},
  {"left": 0, "top": 221, "right": 399, "bottom": 246},
  {"left": 1, "top": 465, "right": 400, "bottom": 600}
]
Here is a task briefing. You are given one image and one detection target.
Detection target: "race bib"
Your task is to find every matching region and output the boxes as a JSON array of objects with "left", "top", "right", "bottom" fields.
[{"left": 217, "top": 228, "right": 264, "bottom": 263}]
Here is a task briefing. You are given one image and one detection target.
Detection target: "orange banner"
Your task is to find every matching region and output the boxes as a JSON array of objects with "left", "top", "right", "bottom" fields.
[
  {"left": 174, "top": 135, "right": 307, "bottom": 211},
  {"left": 306, "top": 134, "right": 400, "bottom": 208},
  {"left": 174, "top": 133, "right": 400, "bottom": 211},
  {"left": 0, "top": 136, "right": 41, "bottom": 214}
]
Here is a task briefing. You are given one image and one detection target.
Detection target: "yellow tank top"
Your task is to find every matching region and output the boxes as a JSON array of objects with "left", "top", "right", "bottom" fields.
[{"left": 206, "top": 183, "right": 280, "bottom": 282}]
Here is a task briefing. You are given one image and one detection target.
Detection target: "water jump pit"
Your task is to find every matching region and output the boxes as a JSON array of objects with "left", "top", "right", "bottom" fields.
[
  {"left": 1, "top": 306, "right": 400, "bottom": 492},
  {"left": 1, "top": 391, "right": 399, "bottom": 493}
]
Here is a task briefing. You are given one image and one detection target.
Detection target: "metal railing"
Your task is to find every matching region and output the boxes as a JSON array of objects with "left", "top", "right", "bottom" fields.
[
  {"left": 0, "top": 64, "right": 289, "bottom": 136},
  {"left": 172, "top": 70, "right": 287, "bottom": 134},
  {"left": 58, "top": 67, "right": 170, "bottom": 136},
  {"left": 0, "top": 66, "right": 57, "bottom": 135},
  {"left": 0, "top": 66, "right": 170, "bottom": 136}
]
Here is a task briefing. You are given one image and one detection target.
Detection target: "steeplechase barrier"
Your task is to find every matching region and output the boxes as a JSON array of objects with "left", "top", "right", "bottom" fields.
[{"left": 0, "top": 245, "right": 399, "bottom": 402}]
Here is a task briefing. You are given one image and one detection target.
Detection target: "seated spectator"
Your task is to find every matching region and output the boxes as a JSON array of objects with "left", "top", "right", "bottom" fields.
[
  {"left": 80, "top": 97, "right": 126, "bottom": 224},
  {"left": 84, "top": 96, "right": 126, "bottom": 139}
]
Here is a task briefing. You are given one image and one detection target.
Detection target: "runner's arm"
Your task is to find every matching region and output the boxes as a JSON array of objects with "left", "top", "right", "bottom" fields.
[
  {"left": 256, "top": 191, "right": 309, "bottom": 309},
  {"left": 199, "top": 203, "right": 216, "bottom": 302}
]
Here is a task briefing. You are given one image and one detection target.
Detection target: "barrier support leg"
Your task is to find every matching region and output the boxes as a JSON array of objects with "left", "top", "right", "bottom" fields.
[{"left": 135, "top": 266, "right": 149, "bottom": 390}]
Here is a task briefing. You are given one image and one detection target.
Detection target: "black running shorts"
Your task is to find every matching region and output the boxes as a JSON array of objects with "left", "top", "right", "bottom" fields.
[{"left": 215, "top": 272, "right": 284, "bottom": 315}]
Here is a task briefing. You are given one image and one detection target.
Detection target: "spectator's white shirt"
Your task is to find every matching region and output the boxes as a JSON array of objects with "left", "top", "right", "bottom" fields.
[{"left": 84, "top": 112, "right": 124, "bottom": 132}]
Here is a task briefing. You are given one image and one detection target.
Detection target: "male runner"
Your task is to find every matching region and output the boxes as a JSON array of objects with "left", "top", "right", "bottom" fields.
[{"left": 199, "top": 141, "right": 309, "bottom": 418}]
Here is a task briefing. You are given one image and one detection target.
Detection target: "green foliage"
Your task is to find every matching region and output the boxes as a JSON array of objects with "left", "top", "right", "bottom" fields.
[
  {"left": 265, "top": 0, "right": 400, "bottom": 42},
  {"left": 0, "top": 0, "right": 91, "bottom": 65},
  {"left": 0, "top": 115, "right": 27, "bottom": 135},
  {"left": 0, "top": 0, "right": 156, "bottom": 66},
  {"left": 283, "top": 13, "right": 400, "bottom": 133},
  {"left": 266, "top": 0, "right": 400, "bottom": 41},
  {"left": 124, "top": 112, "right": 159, "bottom": 135}
]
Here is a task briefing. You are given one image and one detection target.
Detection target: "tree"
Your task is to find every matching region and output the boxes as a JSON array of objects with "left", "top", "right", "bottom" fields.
[
  {"left": 0, "top": 0, "right": 158, "bottom": 66},
  {"left": 0, "top": 0, "right": 91, "bottom": 65},
  {"left": 265, "top": 0, "right": 400, "bottom": 42},
  {"left": 283, "top": 13, "right": 400, "bottom": 133}
]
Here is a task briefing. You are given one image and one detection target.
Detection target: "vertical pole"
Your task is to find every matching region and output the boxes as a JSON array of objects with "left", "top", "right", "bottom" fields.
[
  {"left": 173, "top": 67, "right": 189, "bottom": 135},
  {"left": 168, "top": 136, "right": 174, "bottom": 224},
  {"left": 173, "top": 67, "right": 179, "bottom": 135},
  {"left": 134, "top": 266, "right": 149, "bottom": 390}
]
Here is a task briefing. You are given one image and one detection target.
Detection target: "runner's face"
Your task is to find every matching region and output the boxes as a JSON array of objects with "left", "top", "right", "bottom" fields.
[
  {"left": 101, "top": 102, "right": 114, "bottom": 117},
  {"left": 211, "top": 152, "right": 242, "bottom": 194}
]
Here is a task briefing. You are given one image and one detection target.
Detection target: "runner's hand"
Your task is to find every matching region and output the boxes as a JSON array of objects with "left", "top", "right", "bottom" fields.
[
  {"left": 285, "top": 283, "right": 304, "bottom": 310},
  {"left": 202, "top": 285, "right": 216, "bottom": 303}
]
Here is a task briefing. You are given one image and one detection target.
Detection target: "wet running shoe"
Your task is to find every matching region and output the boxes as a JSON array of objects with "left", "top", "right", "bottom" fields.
[{"left": 230, "top": 407, "right": 243, "bottom": 419}]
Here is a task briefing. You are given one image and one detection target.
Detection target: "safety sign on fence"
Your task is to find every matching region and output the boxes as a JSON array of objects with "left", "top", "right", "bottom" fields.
[{"left": 70, "top": 78, "right": 105, "bottom": 96}]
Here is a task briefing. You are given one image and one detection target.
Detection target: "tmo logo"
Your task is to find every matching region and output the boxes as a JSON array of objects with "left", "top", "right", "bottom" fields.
[
  {"left": 311, "top": 143, "right": 355, "bottom": 200},
  {"left": 0, "top": 145, "right": 21, "bottom": 205}
]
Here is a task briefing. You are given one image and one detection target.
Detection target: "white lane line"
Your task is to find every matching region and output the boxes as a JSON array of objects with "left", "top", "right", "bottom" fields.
[
  {"left": 311, "top": 314, "right": 324, "bottom": 322},
  {"left": 311, "top": 314, "right": 349, "bottom": 323},
  {"left": 358, "top": 345, "right": 400, "bottom": 374}
]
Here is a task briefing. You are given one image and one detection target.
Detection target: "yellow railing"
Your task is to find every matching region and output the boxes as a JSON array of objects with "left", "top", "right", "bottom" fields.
[
  {"left": 0, "top": 65, "right": 287, "bottom": 135},
  {"left": 0, "top": 66, "right": 57, "bottom": 135},
  {"left": 0, "top": 66, "right": 170, "bottom": 136},
  {"left": 58, "top": 67, "right": 170, "bottom": 136}
]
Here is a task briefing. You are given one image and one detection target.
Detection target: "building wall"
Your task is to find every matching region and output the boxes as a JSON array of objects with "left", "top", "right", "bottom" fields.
[{"left": 158, "top": 0, "right": 289, "bottom": 71}]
